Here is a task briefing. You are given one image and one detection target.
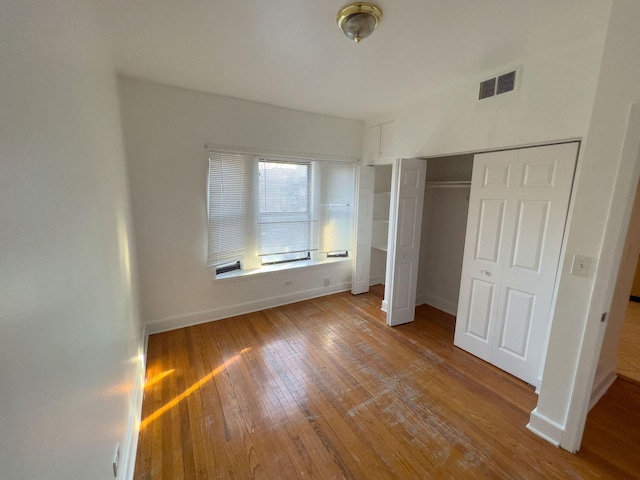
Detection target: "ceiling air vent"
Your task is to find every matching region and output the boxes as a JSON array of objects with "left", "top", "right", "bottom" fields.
[
  {"left": 478, "top": 68, "right": 519, "bottom": 100},
  {"left": 479, "top": 78, "right": 496, "bottom": 100}
]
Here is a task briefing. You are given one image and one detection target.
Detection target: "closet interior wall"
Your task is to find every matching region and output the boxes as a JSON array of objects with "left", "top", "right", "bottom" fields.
[
  {"left": 370, "top": 164, "right": 393, "bottom": 286},
  {"left": 417, "top": 154, "right": 474, "bottom": 315}
]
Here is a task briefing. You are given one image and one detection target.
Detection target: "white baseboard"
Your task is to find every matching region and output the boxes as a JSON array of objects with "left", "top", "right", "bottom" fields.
[
  {"left": 526, "top": 408, "right": 564, "bottom": 447},
  {"left": 145, "top": 283, "right": 351, "bottom": 335},
  {"left": 368, "top": 279, "right": 387, "bottom": 312},
  {"left": 121, "top": 358, "right": 145, "bottom": 480},
  {"left": 416, "top": 293, "right": 458, "bottom": 316},
  {"left": 589, "top": 369, "right": 617, "bottom": 410}
]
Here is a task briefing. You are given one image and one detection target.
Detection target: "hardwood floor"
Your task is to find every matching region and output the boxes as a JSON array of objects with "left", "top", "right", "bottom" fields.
[
  {"left": 134, "top": 285, "right": 640, "bottom": 479},
  {"left": 617, "top": 301, "right": 640, "bottom": 384}
]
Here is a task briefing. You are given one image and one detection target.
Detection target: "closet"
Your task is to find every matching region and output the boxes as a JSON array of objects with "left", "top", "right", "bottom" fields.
[
  {"left": 352, "top": 164, "right": 392, "bottom": 302},
  {"left": 402, "top": 144, "right": 577, "bottom": 388},
  {"left": 416, "top": 155, "right": 473, "bottom": 316},
  {"left": 356, "top": 155, "right": 474, "bottom": 315},
  {"left": 371, "top": 165, "right": 393, "bottom": 287},
  {"left": 352, "top": 121, "right": 396, "bottom": 298},
  {"left": 354, "top": 142, "right": 577, "bottom": 387}
]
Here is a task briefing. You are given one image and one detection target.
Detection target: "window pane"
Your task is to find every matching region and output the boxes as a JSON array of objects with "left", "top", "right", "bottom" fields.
[
  {"left": 259, "top": 221, "right": 310, "bottom": 256},
  {"left": 259, "top": 161, "right": 308, "bottom": 213},
  {"left": 258, "top": 160, "right": 312, "bottom": 259}
]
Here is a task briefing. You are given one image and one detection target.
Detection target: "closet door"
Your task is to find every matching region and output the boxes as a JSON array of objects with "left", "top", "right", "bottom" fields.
[
  {"left": 387, "top": 158, "right": 427, "bottom": 326},
  {"left": 454, "top": 150, "right": 515, "bottom": 362},
  {"left": 490, "top": 143, "right": 577, "bottom": 385},
  {"left": 454, "top": 143, "right": 577, "bottom": 386},
  {"left": 352, "top": 166, "right": 375, "bottom": 294}
]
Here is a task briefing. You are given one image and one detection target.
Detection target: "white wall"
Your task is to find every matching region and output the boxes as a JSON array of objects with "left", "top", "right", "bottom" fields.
[
  {"left": 118, "top": 78, "right": 363, "bottom": 330},
  {"left": 533, "top": 0, "right": 640, "bottom": 451},
  {"left": 0, "top": 1, "right": 142, "bottom": 479},
  {"left": 367, "top": 32, "right": 606, "bottom": 159}
]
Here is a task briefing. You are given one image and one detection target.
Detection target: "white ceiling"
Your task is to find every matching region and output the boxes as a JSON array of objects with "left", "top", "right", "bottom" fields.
[{"left": 94, "top": 0, "right": 611, "bottom": 120}]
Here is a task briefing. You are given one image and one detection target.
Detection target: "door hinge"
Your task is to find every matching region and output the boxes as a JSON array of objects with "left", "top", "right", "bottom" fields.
[{"left": 601, "top": 312, "right": 607, "bottom": 323}]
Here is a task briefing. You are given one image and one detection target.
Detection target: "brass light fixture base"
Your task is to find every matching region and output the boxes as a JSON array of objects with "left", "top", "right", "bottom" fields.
[{"left": 336, "top": 3, "right": 382, "bottom": 44}]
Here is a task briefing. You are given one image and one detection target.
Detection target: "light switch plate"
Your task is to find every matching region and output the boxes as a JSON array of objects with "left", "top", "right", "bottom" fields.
[{"left": 570, "top": 254, "right": 591, "bottom": 277}]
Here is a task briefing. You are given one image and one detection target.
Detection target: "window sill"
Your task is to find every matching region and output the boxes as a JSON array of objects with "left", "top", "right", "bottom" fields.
[{"left": 212, "top": 257, "right": 351, "bottom": 283}]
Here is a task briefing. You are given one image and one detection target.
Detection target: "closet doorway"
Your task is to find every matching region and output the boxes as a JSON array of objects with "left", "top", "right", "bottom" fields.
[
  {"left": 416, "top": 143, "right": 578, "bottom": 388},
  {"left": 353, "top": 159, "right": 427, "bottom": 326},
  {"left": 353, "top": 142, "right": 578, "bottom": 388},
  {"left": 416, "top": 154, "right": 473, "bottom": 317}
]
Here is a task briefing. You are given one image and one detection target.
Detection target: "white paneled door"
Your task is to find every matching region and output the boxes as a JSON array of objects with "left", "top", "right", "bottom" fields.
[
  {"left": 352, "top": 166, "right": 375, "bottom": 295},
  {"left": 387, "top": 158, "right": 427, "bottom": 326},
  {"left": 454, "top": 143, "right": 578, "bottom": 386}
]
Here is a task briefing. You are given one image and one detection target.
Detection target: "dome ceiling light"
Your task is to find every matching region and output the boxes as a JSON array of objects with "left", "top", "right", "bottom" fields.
[{"left": 336, "top": 3, "right": 382, "bottom": 44}]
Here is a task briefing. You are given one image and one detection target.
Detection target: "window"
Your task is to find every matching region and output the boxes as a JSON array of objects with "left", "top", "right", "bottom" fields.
[
  {"left": 258, "top": 160, "right": 313, "bottom": 265},
  {"left": 206, "top": 151, "right": 355, "bottom": 277}
]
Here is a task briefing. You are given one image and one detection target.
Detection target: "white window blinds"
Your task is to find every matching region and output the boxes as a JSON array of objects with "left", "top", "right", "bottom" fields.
[
  {"left": 206, "top": 153, "right": 252, "bottom": 268},
  {"left": 319, "top": 162, "right": 355, "bottom": 253},
  {"left": 206, "top": 150, "right": 356, "bottom": 272}
]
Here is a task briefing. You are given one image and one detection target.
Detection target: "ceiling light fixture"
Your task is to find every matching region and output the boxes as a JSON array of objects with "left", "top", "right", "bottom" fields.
[{"left": 336, "top": 3, "right": 382, "bottom": 44}]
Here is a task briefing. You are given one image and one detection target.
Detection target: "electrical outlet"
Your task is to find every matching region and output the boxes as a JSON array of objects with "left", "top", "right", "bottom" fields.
[
  {"left": 284, "top": 280, "right": 293, "bottom": 287},
  {"left": 570, "top": 254, "right": 591, "bottom": 277},
  {"left": 112, "top": 443, "right": 120, "bottom": 478},
  {"left": 323, "top": 278, "right": 330, "bottom": 287}
]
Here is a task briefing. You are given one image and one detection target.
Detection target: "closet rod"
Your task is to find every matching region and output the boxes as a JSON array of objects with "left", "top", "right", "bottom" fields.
[{"left": 425, "top": 181, "right": 471, "bottom": 189}]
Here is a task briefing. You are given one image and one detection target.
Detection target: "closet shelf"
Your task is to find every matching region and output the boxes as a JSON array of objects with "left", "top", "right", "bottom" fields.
[
  {"left": 374, "top": 192, "right": 391, "bottom": 196},
  {"left": 373, "top": 219, "right": 389, "bottom": 223},
  {"left": 371, "top": 245, "right": 388, "bottom": 252},
  {"left": 425, "top": 181, "right": 471, "bottom": 188}
]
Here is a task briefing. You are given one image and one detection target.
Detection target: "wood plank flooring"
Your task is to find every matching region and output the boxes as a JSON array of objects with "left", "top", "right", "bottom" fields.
[
  {"left": 134, "top": 285, "right": 640, "bottom": 479},
  {"left": 617, "top": 301, "right": 640, "bottom": 384}
]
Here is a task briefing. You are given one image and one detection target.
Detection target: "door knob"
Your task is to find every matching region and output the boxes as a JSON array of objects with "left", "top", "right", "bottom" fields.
[
  {"left": 403, "top": 253, "right": 408, "bottom": 259},
  {"left": 481, "top": 269, "right": 491, "bottom": 276}
]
